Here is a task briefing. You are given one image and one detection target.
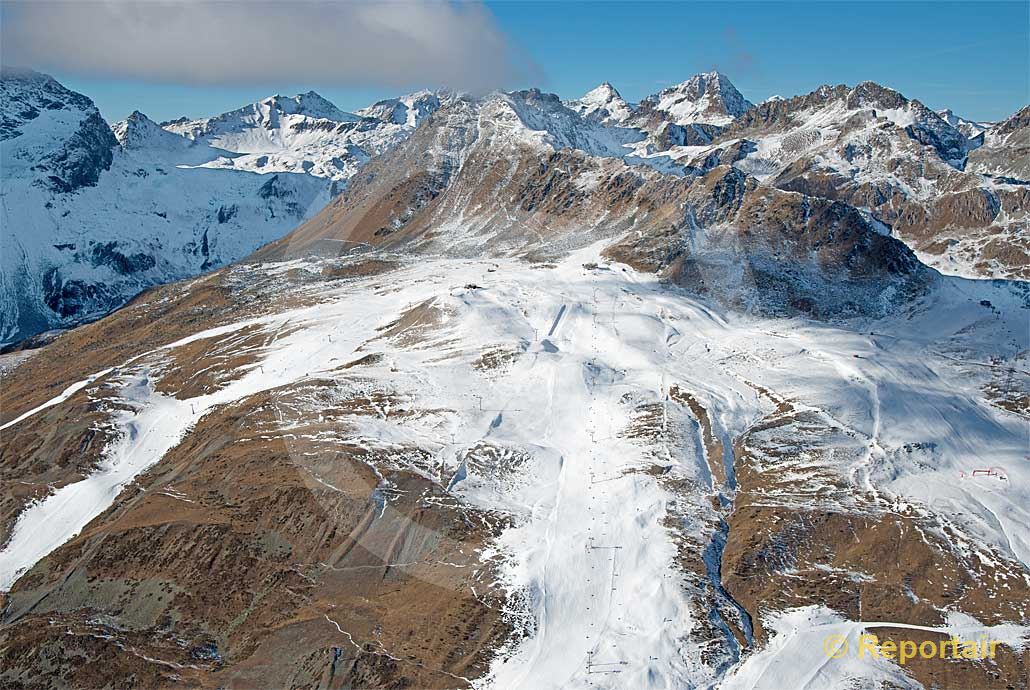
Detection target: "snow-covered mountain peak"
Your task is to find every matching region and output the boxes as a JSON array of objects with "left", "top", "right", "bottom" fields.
[
  {"left": 355, "top": 89, "right": 446, "bottom": 128},
  {"left": 1, "top": 69, "right": 117, "bottom": 195},
  {"left": 112, "top": 110, "right": 189, "bottom": 150},
  {"left": 482, "top": 88, "right": 644, "bottom": 158},
  {"left": 568, "top": 81, "right": 634, "bottom": 123},
  {"left": 0, "top": 75, "right": 437, "bottom": 344},
  {"left": 159, "top": 90, "right": 426, "bottom": 182},
  {"left": 258, "top": 91, "right": 359, "bottom": 122},
  {"left": 162, "top": 91, "right": 360, "bottom": 145},
  {"left": 676, "top": 70, "right": 735, "bottom": 93},
  {"left": 845, "top": 80, "right": 927, "bottom": 118},
  {"left": 728, "top": 80, "right": 970, "bottom": 164},
  {"left": 642, "top": 71, "right": 753, "bottom": 126},
  {"left": 967, "top": 104, "right": 1029, "bottom": 180},
  {"left": 936, "top": 108, "right": 989, "bottom": 140},
  {"left": 0, "top": 68, "right": 99, "bottom": 141},
  {"left": 581, "top": 81, "right": 622, "bottom": 103}
]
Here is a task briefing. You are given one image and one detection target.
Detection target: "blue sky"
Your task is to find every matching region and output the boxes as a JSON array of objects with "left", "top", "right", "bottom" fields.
[{"left": 49, "top": 1, "right": 1030, "bottom": 124}]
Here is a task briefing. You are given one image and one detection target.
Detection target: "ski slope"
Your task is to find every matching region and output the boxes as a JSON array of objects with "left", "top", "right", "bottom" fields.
[{"left": 1, "top": 245, "right": 1027, "bottom": 686}]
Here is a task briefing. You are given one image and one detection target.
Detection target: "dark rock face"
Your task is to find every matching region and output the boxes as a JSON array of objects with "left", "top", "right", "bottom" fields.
[
  {"left": 655, "top": 122, "right": 721, "bottom": 149},
  {"left": 87, "top": 241, "right": 157, "bottom": 275},
  {"left": 0, "top": 69, "right": 96, "bottom": 140},
  {"left": 2, "top": 69, "right": 118, "bottom": 192},
  {"left": 37, "top": 111, "right": 118, "bottom": 193},
  {"left": 217, "top": 204, "right": 239, "bottom": 224},
  {"left": 36, "top": 241, "right": 159, "bottom": 322},
  {"left": 42, "top": 268, "right": 118, "bottom": 320}
]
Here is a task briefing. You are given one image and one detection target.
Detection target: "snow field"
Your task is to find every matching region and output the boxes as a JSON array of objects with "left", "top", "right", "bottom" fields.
[{"left": 1, "top": 244, "right": 1027, "bottom": 688}]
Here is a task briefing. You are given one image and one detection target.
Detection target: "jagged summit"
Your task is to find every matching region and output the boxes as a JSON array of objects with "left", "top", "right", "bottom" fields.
[
  {"left": 258, "top": 90, "right": 358, "bottom": 122},
  {"left": 642, "top": 71, "right": 753, "bottom": 126},
  {"left": 0, "top": 73, "right": 434, "bottom": 344},
  {"left": 0, "top": 68, "right": 99, "bottom": 141},
  {"left": 112, "top": 110, "right": 189, "bottom": 150},
  {"left": 567, "top": 81, "right": 634, "bottom": 123},
  {"left": 728, "top": 80, "right": 968, "bottom": 162},
  {"left": 355, "top": 89, "right": 448, "bottom": 128},
  {"left": 163, "top": 91, "right": 361, "bottom": 144},
  {"left": 967, "top": 104, "right": 1030, "bottom": 180},
  {"left": 580, "top": 81, "right": 623, "bottom": 104},
  {"left": 158, "top": 88, "right": 428, "bottom": 182},
  {"left": 936, "top": 108, "right": 989, "bottom": 140},
  {"left": 0, "top": 68, "right": 117, "bottom": 196}
]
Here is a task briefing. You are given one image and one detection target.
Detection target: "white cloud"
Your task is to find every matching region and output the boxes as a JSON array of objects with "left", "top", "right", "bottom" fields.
[{"left": 1, "top": 0, "right": 538, "bottom": 92}]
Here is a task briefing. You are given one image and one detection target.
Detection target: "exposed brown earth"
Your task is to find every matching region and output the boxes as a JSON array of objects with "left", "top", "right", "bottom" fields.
[
  {"left": 623, "top": 383, "right": 751, "bottom": 673},
  {"left": 0, "top": 273, "right": 243, "bottom": 426},
  {"left": 669, "top": 384, "right": 727, "bottom": 487},
  {"left": 719, "top": 387, "right": 1030, "bottom": 689},
  {"left": 1, "top": 86, "right": 1026, "bottom": 690},
  {"left": 0, "top": 251, "right": 403, "bottom": 426},
  {"left": 1, "top": 381, "right": 511, "bottom": 689},
  {"left": 0, "top": 387, "right": 120, "bottom": 549},
  {"left": 152, "top": 324, "right": 278, "bottom": 400}
]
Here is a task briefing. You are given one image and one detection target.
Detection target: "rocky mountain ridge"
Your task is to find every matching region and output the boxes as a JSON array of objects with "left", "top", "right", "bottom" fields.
[
  {"left": 2, "top": 68, "right": 1026, "bottom": 348},
  {"left": 267, "top": 87, "right": 930, "bottom": 319}
]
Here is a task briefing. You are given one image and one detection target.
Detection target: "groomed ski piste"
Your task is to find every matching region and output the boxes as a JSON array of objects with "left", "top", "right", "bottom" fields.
[{"left": 1, "top": 243, "right": 1027, "bottom": 688}]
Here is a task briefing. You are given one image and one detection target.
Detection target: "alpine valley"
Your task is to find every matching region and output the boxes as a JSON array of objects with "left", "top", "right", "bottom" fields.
[{"left": 0, "top": 67, "right": 1028, "bottom": 690}]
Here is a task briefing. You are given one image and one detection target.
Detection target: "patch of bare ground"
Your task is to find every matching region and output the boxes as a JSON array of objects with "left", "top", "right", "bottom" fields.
[
  {"left": 0, "top": 383, "right": 125, "bottom": 549},
  {"left": 0, "top": 265, "right": 297, "bottom": 425},
  {"left": 338, "top": 352, "right": 385, "bottom": 369},
  {"left": 471, "top": 347, "right": 522, "bottom": 373},
  {"left": 720, "top": 386, "right": 1030, "bottom": 689},
  {"left": 372, "top": 298, "right": 452, "bottom": 350},
  {"left": 319, "top": 258, "right": 401, "bottom": 281},
  {"left": 0, "top": 383, "right": 511, "bottom": 689},
  {"left": 871, "top": 628, "right": 1028, "bottom": 690},
  {"left": 981, "top": 361, "right": 1030, "bottom": 418},
  {"left": 152, "top": 324, "right": 277, "bottom": 400},
  {"left": 669, "top": 384, "right": 727, "bottom": 486}
]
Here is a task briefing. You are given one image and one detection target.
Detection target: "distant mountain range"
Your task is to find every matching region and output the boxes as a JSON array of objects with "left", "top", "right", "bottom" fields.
[{"left": 2, "top": 68, "right": 1026, "bottom": 344}]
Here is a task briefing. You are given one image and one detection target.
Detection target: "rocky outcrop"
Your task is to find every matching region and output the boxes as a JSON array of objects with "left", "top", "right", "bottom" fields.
[
  {"left": 0, "top": 69, "right": 117, "bottom": 193},
  {"left": 967, "top": 105, "right": 1030, "bottom": 181},
  {"left": 710, "top": 84, "right": 1029, "bottom": 278}
]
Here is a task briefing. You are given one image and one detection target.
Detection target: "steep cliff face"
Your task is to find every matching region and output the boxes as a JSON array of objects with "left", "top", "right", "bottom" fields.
[{"left": 0, "top": 69, "right": 118, "bottom": 193}]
